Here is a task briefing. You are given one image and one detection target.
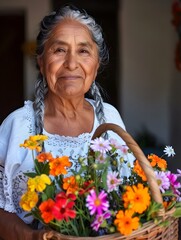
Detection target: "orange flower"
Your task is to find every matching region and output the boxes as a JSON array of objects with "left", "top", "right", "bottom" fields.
[
  {"left": 114, "top": 209, "right": 139, "bottom": 235},
  {"left": 39, "top": 199, "right": 55, "bottom": 223},
  {"left": 63, "top": 176, "right": 79, "bottom": 194},
  {"left": 148, "top": 154, "right": 167, "bottom": 170},
  {"left": 49, "top": 156, "right": 72, "bottom": 176},
  {"left": 133, "top": 160, "right": 147, "bottom": 181},
  {"left": 36, "top": 152, "right": 53, "bottom": 162},
  {"left": 123, "top": 183, "right": 151, "bottom": 214}
]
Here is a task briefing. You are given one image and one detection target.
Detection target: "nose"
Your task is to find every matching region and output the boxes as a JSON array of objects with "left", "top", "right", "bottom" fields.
[{"left": 63, "top": 52, "right": 78, "bottom": 70}]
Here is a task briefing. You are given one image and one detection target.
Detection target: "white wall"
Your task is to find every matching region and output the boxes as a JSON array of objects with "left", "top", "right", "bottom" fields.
[
  {"left": 0, "top": 0, "right": 51, "bottom": 99},
  {"left": 120, "top": 0, "right": 181, "bottom": 170},
  {"left": 120, "top": 0, "right": 176, "bottom": 145}
]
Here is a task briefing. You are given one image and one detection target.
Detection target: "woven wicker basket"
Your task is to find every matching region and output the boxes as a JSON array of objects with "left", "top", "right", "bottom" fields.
[{"left": 43, "top": 123, "right": 179, "bottom": 240}]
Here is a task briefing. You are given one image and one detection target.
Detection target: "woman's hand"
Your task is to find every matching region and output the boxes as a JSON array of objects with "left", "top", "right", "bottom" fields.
[{"left": 0, "top": 208, "right": 46, "bottom": 240}]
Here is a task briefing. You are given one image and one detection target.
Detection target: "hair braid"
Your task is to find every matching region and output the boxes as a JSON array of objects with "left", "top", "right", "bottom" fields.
[
  {"left": 33, "top": 74, "right": 47, "bottom": 134},
  {"left": 90, "top": 81, "right": 105, "bottom": 125}
]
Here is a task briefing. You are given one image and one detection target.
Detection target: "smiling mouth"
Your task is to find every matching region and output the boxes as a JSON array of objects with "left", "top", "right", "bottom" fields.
[{"left": 59, "top": 75, "right": 82, "bottom": 80}]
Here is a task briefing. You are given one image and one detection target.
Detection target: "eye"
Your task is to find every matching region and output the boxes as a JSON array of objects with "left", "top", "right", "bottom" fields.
[
  {"left": 79, "top": 48, "right": 90, "bottom": 55},
  {"left": 54, "top": 48, "right": 66, "bottom": 54}
]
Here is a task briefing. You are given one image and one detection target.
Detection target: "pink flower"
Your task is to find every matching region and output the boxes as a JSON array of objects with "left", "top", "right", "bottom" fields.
[
  {"left": 109, "top": 138, "right": 121, "bottom": 149},
  {"left": 86, "top": 189, "right": 109, "bottom": 215},
  {"left": 155, "top": 171, "right": 170, "bottom": 193},
  {"left": 91, "top": 211, "right": 111, "bottom": 231},
  {"left": 90, "top": 137, "right": 111, "bottom": 154},
  {"left": 119, "top": 145, "right": 129, "bottom": 155},
  {"left": 96, "top": 153, "right": 107, "bottom": 163},
  {"left": 107, "top": 171, "right": 121, "bottom": 192}
]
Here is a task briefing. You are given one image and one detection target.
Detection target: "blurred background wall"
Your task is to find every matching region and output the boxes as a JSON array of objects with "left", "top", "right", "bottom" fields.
[{"left": 0, "top": 0, "right": 180, "bottom": 171}]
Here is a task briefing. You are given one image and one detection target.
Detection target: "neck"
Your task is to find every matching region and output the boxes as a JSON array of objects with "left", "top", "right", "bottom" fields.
[
  {"left": 44, "top": 93, "right": 87, "bottom": 117},
  {"left": 43, "top": 94, "right": 94, "bottom": 136}
]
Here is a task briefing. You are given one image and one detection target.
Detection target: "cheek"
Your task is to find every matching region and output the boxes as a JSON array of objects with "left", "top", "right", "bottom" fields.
[
  {"left": 44, "top": 57, "right": 62, "bottom": 76},
  {"left": 83, "top": 60, "right": 99, "bottom": 78}
]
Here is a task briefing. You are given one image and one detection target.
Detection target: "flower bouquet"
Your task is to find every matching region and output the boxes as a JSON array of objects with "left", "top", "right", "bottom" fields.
[{"left": 19, "top": 123, "right": 181, "bottom": 240}]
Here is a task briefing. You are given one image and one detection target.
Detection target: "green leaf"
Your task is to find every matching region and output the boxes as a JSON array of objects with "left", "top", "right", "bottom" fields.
[
  {"left": 102, "top": 168, "right": 108, "bottom": 190},
  {"left": 146, "top": 201, "right": 163, "bottom": 221},
  {"left": 24, "top": 172, "right": 37, "bottom": 178},
  {"left": 173, "top": 207, "right": 181, "bottom": 218},
  {"left": 34, "top": 159, "right": 50, "bottom": 175},
  {"left": 42, "top": 184, "right": 56, "bottom": 200}
]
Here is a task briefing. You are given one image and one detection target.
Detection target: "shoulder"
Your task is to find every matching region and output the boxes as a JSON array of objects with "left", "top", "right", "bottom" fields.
[
  {"left": 0, "top": 100, "right": 35, "bottom": 139},
  {"left": 102, "top": 102, "right": 126, "bottom": 130},
  {"left": 87, "top": 98, "right": 126, "bottom": 131}
]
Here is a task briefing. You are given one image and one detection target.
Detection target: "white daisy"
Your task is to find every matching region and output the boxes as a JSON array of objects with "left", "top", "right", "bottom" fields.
[{"left": 163, "top": 146, "right": 175, "bottom": 157}]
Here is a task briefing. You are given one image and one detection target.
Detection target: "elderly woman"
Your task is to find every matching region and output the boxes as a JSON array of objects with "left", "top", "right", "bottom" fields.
[{"left": 0, "top": 5, "right": 132, "bottom": 240}]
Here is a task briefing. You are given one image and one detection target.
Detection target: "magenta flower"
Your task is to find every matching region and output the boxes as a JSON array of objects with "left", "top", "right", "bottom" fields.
[
  {"left": 167, "top": 171, "right": 181, "bottom": 196},
  {"left": 107, "top": 171, "right": 121, "bottom": 192},
  {"left": 86, "top": 189, "right": 109, "bottom": 215},
  {"left": 90, "top": 137, "right": 111, "bottom": 154},
  {"left": 155, "top": 171, "right": 170, "bottom": 193},
  {"left": 91, "top": 211, "right": 111, "bottom": 231}
]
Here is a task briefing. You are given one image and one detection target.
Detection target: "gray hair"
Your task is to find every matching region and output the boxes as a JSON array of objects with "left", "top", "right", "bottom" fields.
[{"left": 34, "top": 5, "right": 108, "bottom": 134}]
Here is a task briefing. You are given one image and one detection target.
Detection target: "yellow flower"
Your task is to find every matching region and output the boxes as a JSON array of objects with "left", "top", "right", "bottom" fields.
[
  {"left": 114, "top": 209, "right": 139, "bottom": 235},
  {"left": 20, "top": 135, "right": 48, "bottom": 152},
  {"left": 29, "top": 135, "right": 48, "bottom": 142},
  {"left": 27, "top": 174, "right": 51, "bottom": 192},
  {"left": 123, "top": 183, "right": 151, "bottom": 214},
  {"left": 19, "top": 190, "right": 38, "bottom": 211}
]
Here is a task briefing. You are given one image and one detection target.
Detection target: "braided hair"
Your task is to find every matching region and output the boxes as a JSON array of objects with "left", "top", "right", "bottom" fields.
[{"left": 34, "top": 5, "right": 109, "bottom": 134}]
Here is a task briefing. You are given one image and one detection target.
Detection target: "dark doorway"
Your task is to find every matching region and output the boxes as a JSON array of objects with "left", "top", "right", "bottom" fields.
[
  {"left": 0, "top": 12, "right": 25, "bottom": 124},
  {"left": 52, "top": 0, "right": 120, "bottom": 108}
]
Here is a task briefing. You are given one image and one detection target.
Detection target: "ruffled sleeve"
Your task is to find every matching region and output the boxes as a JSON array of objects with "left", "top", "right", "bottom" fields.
[{"left": 0, "top": 101, "right": 35, "bottom": 213}]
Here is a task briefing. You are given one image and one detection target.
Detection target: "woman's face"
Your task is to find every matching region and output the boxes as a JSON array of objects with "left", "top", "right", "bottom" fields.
[{"left": 38, "top": 19, "right": 99, "bottom": 99}]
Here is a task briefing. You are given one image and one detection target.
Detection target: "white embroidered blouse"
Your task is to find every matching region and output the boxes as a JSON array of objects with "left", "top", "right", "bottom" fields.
[{"left": 0, "top": 99, "right": 134, "bottom": 224}]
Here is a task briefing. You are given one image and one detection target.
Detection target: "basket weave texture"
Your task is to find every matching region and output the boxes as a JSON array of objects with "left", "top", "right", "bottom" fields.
[{"left": 43, "top": 123, "right": 179, "bottom": 240}]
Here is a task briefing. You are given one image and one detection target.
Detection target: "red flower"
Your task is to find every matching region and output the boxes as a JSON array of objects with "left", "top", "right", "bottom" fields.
[
  {"left": 39, "top": 199, "right": 55, "bottom": 223},
  {"left": 52, "top": 192, "right": 76, "bottom": 221}
]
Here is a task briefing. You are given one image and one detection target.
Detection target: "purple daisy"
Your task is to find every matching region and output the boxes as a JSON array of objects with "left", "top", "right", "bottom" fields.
[
  {"left": 91, "top": 211, "right": 111, "bottom": 231},
  {"left": 86, "top": 189, "right": 109, "bottom": 215},
  {"left": 155, "top": 171, "right": 170, "bottom": 193},
  {"left": 90, "top": 137, "right": 111, "bottom": 154},
  {"left": 107, "top": 171, "right": 122, "bottom": 192}
]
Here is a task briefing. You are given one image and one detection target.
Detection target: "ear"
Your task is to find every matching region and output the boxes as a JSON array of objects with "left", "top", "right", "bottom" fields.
[{"left": 37, "top": 56, "right": 44, "bottom": 75}]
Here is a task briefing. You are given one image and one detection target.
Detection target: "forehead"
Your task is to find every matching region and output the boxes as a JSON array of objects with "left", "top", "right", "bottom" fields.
[{"left": 47, "top": 19, "right": 95, "bottom": 44}]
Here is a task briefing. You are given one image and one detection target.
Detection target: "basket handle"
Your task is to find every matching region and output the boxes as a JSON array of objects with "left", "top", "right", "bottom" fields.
[{"left": 91, "top": 123, "right": 163, "bottom": 205}]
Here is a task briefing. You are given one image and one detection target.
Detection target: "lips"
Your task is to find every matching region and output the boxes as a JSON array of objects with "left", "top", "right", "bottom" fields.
[{"left": 58, "top": 75, "right": 82, "bottom": 80}]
